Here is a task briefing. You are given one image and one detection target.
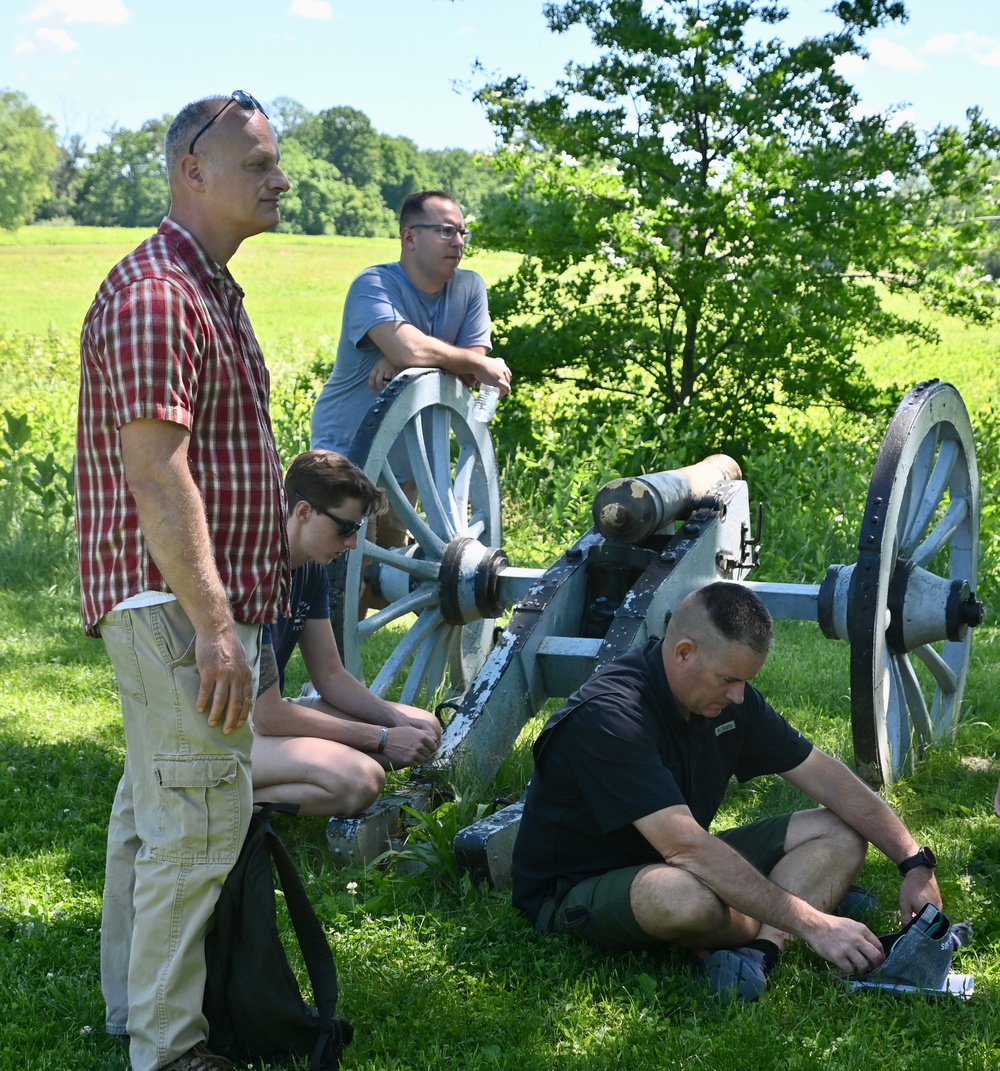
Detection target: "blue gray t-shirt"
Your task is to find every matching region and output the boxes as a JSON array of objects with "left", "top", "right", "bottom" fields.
[{"left": 310, "top": 261, "right": 492, "bottom": 474}]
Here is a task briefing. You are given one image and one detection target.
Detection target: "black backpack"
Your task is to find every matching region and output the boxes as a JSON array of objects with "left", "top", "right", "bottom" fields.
[{"left": 204, "top": 804, "right": 354, "bottom": 1070}]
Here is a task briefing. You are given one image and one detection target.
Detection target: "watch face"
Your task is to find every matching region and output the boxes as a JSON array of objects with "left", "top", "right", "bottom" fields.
[{"left": 920, "top": 846, "right": 937, "bottom": 868}]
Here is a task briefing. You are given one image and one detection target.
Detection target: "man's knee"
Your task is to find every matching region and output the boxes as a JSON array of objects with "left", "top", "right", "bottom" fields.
[
  {"left": 788, "top": 808, "right": 868, "bottom": 870},
  {"left": 631, "top": 865, "right": 731, "bottom": 943},
  {"left": 332, "top": 758, "right": 386, "bottom": 816}
]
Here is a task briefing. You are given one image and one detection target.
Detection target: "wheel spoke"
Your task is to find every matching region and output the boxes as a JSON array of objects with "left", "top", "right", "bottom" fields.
[
  {"left": 370, "top": 607, "right": 444, "bottom": 695},
  {"left": 885, "top": 656, "right": 913, "bottom": 775},
  {"left": 898, "top": 429, "right": 939, "bottom": 547},
  {"left": 426, "top": 406, "right": 463, "bottom": 532},
  {"left": 363, "top": 542, "right": 441, "bottom": 582},
  {"left": 381, "top": 456, "right": 447, "bottom": 557},
  {"left": 405, "top": 410, "right": 456, "bottom": 540},
  {"left": 910, "top": 497, "right": 969, "bottom": 568},
  {"left": 912, "top": 642, "right": 959, "bottom": 694},
  {"left": 901, "top": 438, "right": 958, "bottom": 554},
  {"left": 358, "top": 585, "right": 438, "bottom": 638},
  {"left": 452, "top": 442, "right": 475, "bottom": 518},
  {"left": 466, "top": 517, "right": 486, "bottom": 540},
  {"left": 400, "top": 619, "right": 454, "bottom": 705},
  {"left": 895, "top": 651, "right": 933, "bottom": 744}
]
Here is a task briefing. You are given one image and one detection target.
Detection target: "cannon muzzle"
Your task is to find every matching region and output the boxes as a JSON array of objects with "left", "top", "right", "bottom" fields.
[{"left": 592, "top": 454, "right": 743, "bottom": 544}]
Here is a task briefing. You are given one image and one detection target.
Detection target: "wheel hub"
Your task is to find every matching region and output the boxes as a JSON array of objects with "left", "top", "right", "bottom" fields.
[
  {"left": 819, "top": 560, "right": 982, "bottom": 652},
  {"left": 438, "top": 536, "right": 510, "bottom": 626}
]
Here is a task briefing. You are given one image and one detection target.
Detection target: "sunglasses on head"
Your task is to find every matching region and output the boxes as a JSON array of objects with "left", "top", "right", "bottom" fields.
[
  {"left": 188, "top": 90, "right": 267, "bottom": 155},
  {"left": 296, "top": 493, "right": 364, "bottom": 538}
]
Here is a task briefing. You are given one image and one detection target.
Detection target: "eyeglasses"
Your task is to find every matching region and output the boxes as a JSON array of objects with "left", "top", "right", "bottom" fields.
[
  {"left": 296, "top": 493, "right": 364, "bottom": 538},
  {"left": 407, "top": 223, "right": 473, "bottom": 244},
  {"left": 188, "top": 90, "right": 268, "bottom": 155}
]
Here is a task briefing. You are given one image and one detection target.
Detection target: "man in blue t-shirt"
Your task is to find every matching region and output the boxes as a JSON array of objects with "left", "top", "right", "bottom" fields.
[
  {"left": 310, "top": 190, "right": 512, "bottom": 550},
  {"left": 250, "top": 450, "right": 441, "bottom": 816},
  {"left": 512, "top": 583, "right": 943, "bottom": 1003}
]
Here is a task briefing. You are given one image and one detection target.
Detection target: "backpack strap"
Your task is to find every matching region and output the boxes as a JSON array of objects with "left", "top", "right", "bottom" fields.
[{"left": 262, "top": 808, "right": 353, "bottom": 1069}]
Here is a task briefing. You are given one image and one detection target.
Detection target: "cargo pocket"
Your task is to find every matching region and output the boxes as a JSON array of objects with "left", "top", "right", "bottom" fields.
[{"left": 151, "top": 755, "right": 241, "bottom": 865}]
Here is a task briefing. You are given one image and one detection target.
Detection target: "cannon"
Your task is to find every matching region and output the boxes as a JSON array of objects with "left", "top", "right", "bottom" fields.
[{"left": 327, "top": 373, "right": 982, "bottom": 876}]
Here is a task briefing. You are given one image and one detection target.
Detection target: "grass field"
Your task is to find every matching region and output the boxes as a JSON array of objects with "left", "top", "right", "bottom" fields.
[
  {"left": 1, "top": 227, "right": 998, "bottom": 1070},
  {"left": 0, "top": 226, "right": 521, "bottom": 344}
]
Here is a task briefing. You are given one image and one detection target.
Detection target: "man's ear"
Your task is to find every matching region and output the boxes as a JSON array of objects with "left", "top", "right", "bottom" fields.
[
  {"left": 178, "top": 153, "right": 206, "bottom": 193},
  {"left": 673, "top": 638, "right": 697, "bottom": 664}
]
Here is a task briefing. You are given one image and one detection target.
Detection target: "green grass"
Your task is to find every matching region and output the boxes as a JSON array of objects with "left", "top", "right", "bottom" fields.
[
  {"left": 3, "top": 596, "right": 998, "bottom": 1070},
  {"left": 1, "top": 227, "right": 999, "bottom": 1069},
  {"left": 0, "top": 225, "right": 521, "bottom": 344}
]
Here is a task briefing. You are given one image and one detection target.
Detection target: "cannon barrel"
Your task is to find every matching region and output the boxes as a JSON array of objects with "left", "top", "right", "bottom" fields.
[{"left": 592, "top": 454, "right": 743, "bottom": 544}]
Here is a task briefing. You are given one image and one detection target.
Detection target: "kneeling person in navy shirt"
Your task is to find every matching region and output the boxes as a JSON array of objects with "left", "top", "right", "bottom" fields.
[
  {"left": 251, "top": 450, "right": 441, "bottom": 815},
  {"left": 512, "top": 582, "right": 942, "bottom": 1002}
]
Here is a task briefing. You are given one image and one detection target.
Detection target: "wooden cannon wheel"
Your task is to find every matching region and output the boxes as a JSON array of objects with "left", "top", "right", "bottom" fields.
[
  {"left": 339, "top": 369, "right": 504, "bottom": 708},
  {"left": 847, "top": 380, "right": 982, "bottom": 786}
]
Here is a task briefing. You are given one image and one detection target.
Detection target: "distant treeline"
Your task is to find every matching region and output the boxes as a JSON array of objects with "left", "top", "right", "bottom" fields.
[{"left": 3, "top": 89, "right": 509, "bottom": 236}]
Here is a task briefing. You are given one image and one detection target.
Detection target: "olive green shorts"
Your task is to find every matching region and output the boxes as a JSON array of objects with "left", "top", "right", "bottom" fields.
[{"left": 536, "top": 813, "right": 793, "bottom": 953}]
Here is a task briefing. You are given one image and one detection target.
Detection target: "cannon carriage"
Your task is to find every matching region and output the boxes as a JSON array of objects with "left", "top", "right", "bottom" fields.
[{"left": 326, "top": 372, "right": 982, "bottom": 880}]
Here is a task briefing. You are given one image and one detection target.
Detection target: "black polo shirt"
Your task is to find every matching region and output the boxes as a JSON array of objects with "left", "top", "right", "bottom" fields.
[{"left": 511, "top": 638, "right": 813, "bottom": 922}]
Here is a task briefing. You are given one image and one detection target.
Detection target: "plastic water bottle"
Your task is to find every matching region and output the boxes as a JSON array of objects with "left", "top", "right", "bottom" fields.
[{"left": 472, "top": 384, "right": 500, "bottom": 423}]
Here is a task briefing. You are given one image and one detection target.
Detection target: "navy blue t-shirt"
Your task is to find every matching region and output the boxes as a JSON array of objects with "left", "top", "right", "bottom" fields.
[
  {"left": 511, "top": 638, "right": 813, "bottom": 922},
  {"left": 261, "top": 560, "right": 330, "bottom": 692}
]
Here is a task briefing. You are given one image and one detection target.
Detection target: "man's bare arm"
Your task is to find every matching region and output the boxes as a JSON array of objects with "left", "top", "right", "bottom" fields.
[
  {"left": 366, "top": 321, "right": 511, "bottom": 394},
  {"left": 120, "top": 418, "right": 253, "bottom": 734},
  {"left": 781, "top": 748, "right": 942, "bottom": 920},
  {"left": 634, "top": 806, "right": 884, "bottom": 974}
]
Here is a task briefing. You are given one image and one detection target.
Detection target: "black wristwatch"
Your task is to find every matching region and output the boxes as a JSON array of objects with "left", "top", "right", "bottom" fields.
[{"left": 898, "top": 846, "right": 937, "bottom": 877}]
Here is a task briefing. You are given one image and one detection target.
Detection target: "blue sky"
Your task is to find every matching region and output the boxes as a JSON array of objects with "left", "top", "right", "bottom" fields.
[{"left": 3, "top": 0, "right": 998, "bottom": 152}]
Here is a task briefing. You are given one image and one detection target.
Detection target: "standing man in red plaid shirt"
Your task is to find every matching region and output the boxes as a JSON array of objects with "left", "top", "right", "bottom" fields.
[{"left": 75, "top": 91, "right": 291, "bottom": 1071}]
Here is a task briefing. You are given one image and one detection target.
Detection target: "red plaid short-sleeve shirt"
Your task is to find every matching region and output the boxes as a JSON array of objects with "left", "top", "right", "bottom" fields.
[{"left": 75, "top": 218, "right": 290, "bottom": 635}]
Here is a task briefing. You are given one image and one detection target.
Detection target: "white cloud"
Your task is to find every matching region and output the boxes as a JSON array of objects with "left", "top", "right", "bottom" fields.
[
  {"left": 9, "top": 26, "right": 79, "bottom": 54},
  {"left": 921, "top": 31, "right": 992, "bottom": 56},
  {"left": 834, "top": 53, "right": 865, "bottom": 77},
  {"left": 25, "top": 0, "right": 130, "bottom": 24},
  {"left": 865, "top": 39, "right": 928, "bottom": 73},
  {"left": 287, "top": 0, "right": 332, "bottom": 19},
  {"left": 832, "top": 43, "right": 927, "bottom": 79},
  {"left": 36, "top": 26, "right": 80, "bottom": 51},
  {"left": 922, "top": 31, "right": 1000, "bottom": 68}
]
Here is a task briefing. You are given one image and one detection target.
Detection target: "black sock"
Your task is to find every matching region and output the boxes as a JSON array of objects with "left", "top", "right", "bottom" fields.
[{"left": 746, "top": 939, "right": 781, "bottom": 975}]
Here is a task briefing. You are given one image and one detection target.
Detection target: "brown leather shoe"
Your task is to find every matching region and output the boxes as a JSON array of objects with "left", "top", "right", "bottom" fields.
[{"left": 160, "top": 1042, "right": 233, "bottom": 1071}]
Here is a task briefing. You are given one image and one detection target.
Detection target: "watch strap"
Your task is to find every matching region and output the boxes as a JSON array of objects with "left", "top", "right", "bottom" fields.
[{"left": 898, "top": 847, "right": 936, "bottom": 876}]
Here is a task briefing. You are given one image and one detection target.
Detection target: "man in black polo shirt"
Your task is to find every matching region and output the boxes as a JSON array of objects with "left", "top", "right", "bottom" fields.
[{"left": 511, "top": 582, "right": 942, "bottom": 1002}]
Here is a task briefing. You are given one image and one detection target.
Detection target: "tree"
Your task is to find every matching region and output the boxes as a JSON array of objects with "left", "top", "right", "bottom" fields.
[
  {"left": 0, "top": 89, "right": 58, "bottom": 229},
  {"left": 36, "top": 132, "right": 86, "bottom": 222},
  {"left": 474, "top": 1, "right": 1000, "bottom": 450},
  {"left": 378, "top": 133, "right": 433, "bottom": 214},
  {"left": 277, "top": 139, "right": 346, "bottom": 235},
  {"left": 276, "top": 139, "right": 396, "bottom": 237},
  {"left": 301, "top": 106, "right": 384, "bottom": 189},
  {"left": 73, "top": 118, "right": 171, "bottom": 227},
  {"left": 423, "top": 147, "right": 509, "bottom": 218},
  {"left": 267, "top": 95, "right": 314, "bottom": 139}
]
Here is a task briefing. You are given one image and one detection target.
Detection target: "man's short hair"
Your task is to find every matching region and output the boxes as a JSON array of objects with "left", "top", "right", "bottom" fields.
[
  {"left": 685, "top": 581, "right": 774, "bottom": 655},
  {"left": 399, "top": 190, "right": 460, "bottom": 229},
  {"left": 164, "top": 95, "right": 259, "bottom": 173},
  {"left": 285, "top": 450, "right": 386, "bottom": 517}
]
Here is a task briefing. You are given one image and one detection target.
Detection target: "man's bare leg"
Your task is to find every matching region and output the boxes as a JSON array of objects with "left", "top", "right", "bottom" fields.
[{"left": 629, "top": 808, "right": 868, "bottom": 1001}]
